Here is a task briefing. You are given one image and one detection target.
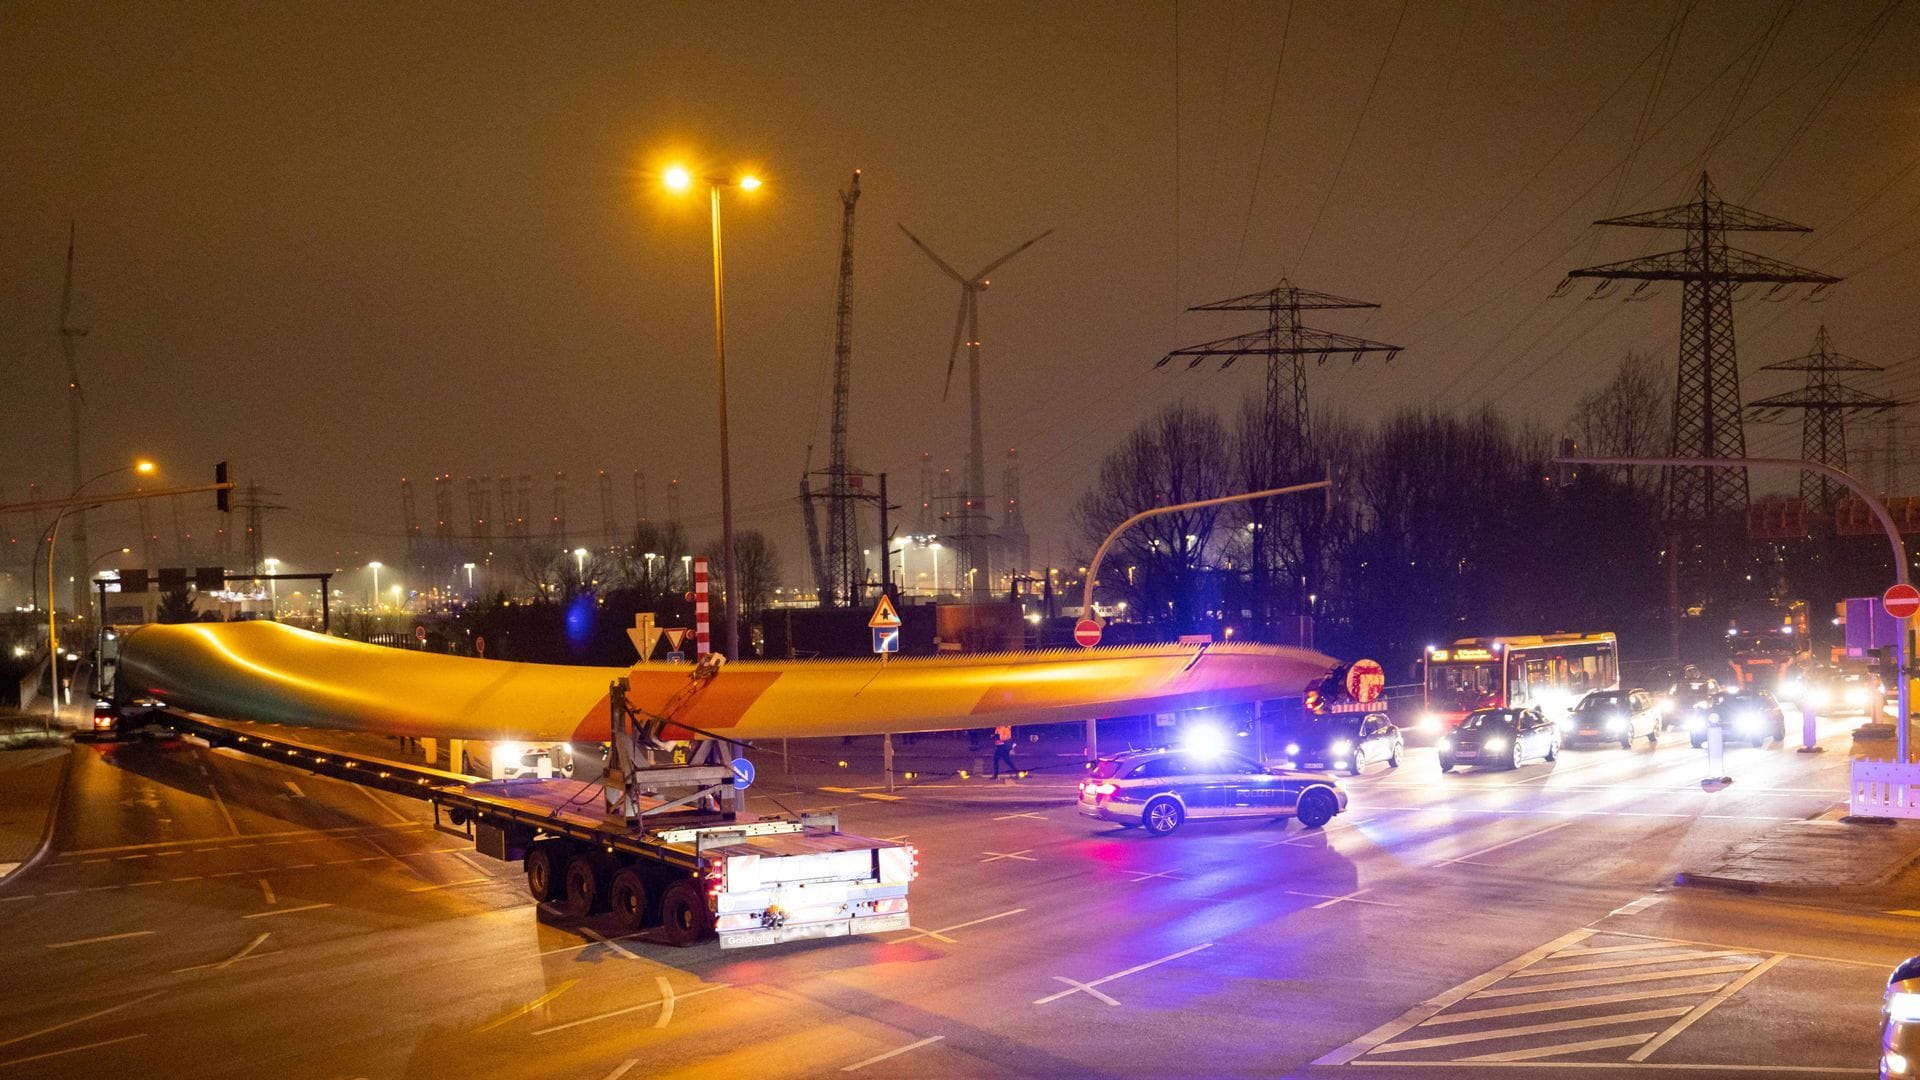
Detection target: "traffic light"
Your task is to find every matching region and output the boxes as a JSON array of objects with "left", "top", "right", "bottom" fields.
[{"left": 216, "top": 461, "right": 230, "bottom": 512}]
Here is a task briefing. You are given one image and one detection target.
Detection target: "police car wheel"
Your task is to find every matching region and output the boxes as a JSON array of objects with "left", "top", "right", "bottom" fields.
[
  {"left": 1143, "top": 798, "right": 1183, "bottom": 837},
  {"left": 1297, "top": 789, "right": 1337, "bottom": 829}
]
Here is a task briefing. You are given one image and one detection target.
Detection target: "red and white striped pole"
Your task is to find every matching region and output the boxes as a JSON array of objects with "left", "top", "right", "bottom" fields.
[{"left": 693, "top": 556, "right": 711, "bottom": 658}]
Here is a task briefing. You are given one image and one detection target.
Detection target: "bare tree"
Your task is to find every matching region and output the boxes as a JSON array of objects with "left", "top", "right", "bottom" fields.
[
  {"left": 1073, "top": 402, "right": 1233, "bottom": 632},
  {"left": 1572, "top": 350, "right": 1670, "bottom": 489}
]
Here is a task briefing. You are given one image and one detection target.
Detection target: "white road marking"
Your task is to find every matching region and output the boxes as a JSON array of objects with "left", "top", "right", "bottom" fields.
[
  {"left": 994, "top": 811, "right": 1046, "bottom": 821},
  {"left": 259, "top": 879, "right": 276, "bottom": 906},
  {"left": 1422, "top": 983, "right": 1735, "bottom": 1025},
  {"left": 858, "top": 793, "right": 905, "bottom": 802},
  {"left": 405, "top": 878, "right": 488, "bottom": 893},
  {"left": 1459, "top": 1032, "right": 1659, "bottom": 1062},
  {"left": 1289, "top": 887, "right": 1397, "bottom": 910},
  {"left": 1123, "top": 870, "right": 1188, "bottom": 883},
  {"left": 1437, "top": 820, "right": 1577, "bottom": 866},
  {"left": 1471, "top": 963, "right": 1759, "bottom": 998},
  {"left": 0, "top": 991, "right": 163, "bottom": 1050},
  {"left": 889, "top": 908, "right": 1026, "bottom": 944},
  {"left": 241, "top": 902, "right": 331, "bottom": 919},
  {"left": 979, "top": 849, "right": 1037, "bottom": 863},
  {"left": 216, "top": 933, "right": 271, "bottom": 971},
  {"left": 1627, "top": 954, "right": 1786, "bottom": 1061},
  {"left": 1597, "top": 929, "right": 1892, "bottom": 970},
  {"left": 61, "top": 820, "right": 426, "bottom": 857},
  {"left": 841, "top": 1035, "right": 945, "bottom": 1072},
  {"left": 1554, "top": 941, "right": 1694, "bottom": 959},
  {"left": 354, "top": 782, "right": 413, "bottom": 824},
  {"left": 1032, "top": 943, "right": 1214, "bottom": 1006},
  {"left": 531, "top": 984, "right": 728, "bottom": 1035},
  {"left": 206, "top": 777, "right": 240, "bottom": 837},
  {"left": 1046, "top": 977, "right": 1120, "bottom": 1005},
  {"left": 1610, "top": 895, "right": 1663, "bottom": 916},
  {"left": 453, "top": 852, "right": 493, "bottom": 878},
  {"left": 1312, "top": 929, "right": 1596, "bottom": 1065},
  {"left": 45, "top": 930, "right": 155, "bottom": 950},
  {"left": 1364, "top": 1006, "right": 1693, "bottom": 1055},
  {"left": 653, "top": 975, "right": 676, "bottom": 1029},
  {"left": 472, "top": 979, "right": 579, "bottom": 1033},
  {"left": 1511, "top": 949, "right": 1755, "bottom": 978},
  {"left": 0, "top": 1032, "right": 148, "bottom": 1069},
  {"left": 581, "top": 927, "right": 642, "bottom": 960},
  {"left": 283, "top": 780, "right": 306, "bottom": 799},
  {"left": 600, "top": 1061, "right": 638, "bottom": 1080}
]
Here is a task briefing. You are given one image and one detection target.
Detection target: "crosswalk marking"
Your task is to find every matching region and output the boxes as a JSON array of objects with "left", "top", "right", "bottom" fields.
[
  {"left": 1470, "top": 962, "right": 1758, "bottom": 998},
  {"left": 1509, "top": 948, "right": 1753, "bottom": 978},
  {"left": 1420, "top": 982, "right": 1734, "bottom": 1026},
  {"left": 1364, "top": 1006, "right": 1693, "bottom": 1055},
  {"left": 1459, "top": 1032, "right": 1659, "bottom": 1062}
]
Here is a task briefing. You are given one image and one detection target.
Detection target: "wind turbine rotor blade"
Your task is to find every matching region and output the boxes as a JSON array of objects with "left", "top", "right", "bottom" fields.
[
  {"left": 972, "top": 227, "right": 1056, "bottom": 281},
  {"left": 943, "top": 290, "right": 969, "bottom": 401},
  {"left": 899, "top": 224, "right": 969, "bottom": 284}
]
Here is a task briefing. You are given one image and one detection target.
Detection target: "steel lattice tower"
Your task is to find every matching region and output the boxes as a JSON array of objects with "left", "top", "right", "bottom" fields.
[
  {"left": 1158, "top": 280, "right": 1400, "bottom": 631},
  {"left": 821, "top": 172, "right": 863, "bottom": 607},
  {"left": 1566, "top": 173, "right": 1839, "bottom": 523},
  {"left": 1748, "top": 325, "right": 1906, "bottom": 515}
]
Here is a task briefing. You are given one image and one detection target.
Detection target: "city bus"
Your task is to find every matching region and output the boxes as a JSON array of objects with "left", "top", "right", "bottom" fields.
[{"left": 1417, "top": 633, "right": 1620, "bottom": 735}]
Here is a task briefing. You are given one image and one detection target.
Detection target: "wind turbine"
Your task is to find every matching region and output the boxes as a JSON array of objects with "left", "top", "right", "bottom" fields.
[{"left": 899, "top": 223, "right": 1052, "bottom": 597}]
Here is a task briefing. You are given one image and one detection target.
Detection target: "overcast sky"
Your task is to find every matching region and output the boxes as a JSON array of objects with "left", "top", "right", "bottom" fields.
[{"left": 2, "top": 0, "right": 1916, "bottom": 592}]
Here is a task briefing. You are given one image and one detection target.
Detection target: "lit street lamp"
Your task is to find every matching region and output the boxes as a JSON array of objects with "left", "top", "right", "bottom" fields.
[
  {"left": 573, "top": 547, "right": 589, "bottom": 581},
  {"left": 929, "top": 542, "right": 943, "bottom": 596},
  {"left": 663, "top": 159, "right": 763, "bottom": 658},
  {"left": 44, "top": 460, "right": 154, "bottom": 724},
  {"left": 264, "top": 558, "right": 280, "bottom": 613},
  {"left": 368, "top": 562, "right": 382, "bottom": 611}
]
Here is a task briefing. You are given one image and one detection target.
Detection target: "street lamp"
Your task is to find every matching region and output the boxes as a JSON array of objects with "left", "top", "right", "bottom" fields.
[
  {"left": 368, "top": 562, "right": 382, "bottom": 611},
  {"left": 264, "top": 557, "right": 280, "bottom": 612},
  {"left": 644, "top": 552, "right": 659, "bottom": 585},
  {"left": 44, "top": 460, "right": 153, "bottom": 724},
  {"left": 681, "top": 554, "right": 692, "bottom": 589},
  {"left": 663, "top": 159, "right": 764, "bottom": 658},
  {"left": 573, "top": 547, "right": 589, "bottom": 580},
  {"left": 929, "top": 542, "right": 943, "bottom": 596},
  {"left": 390, "top": 584, "right": 403, "bottom": 612}
]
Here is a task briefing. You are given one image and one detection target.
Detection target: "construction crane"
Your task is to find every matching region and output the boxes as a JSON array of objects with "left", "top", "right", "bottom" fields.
[{"left": 802, "top": 171, "right": 867, "bottom": 607}]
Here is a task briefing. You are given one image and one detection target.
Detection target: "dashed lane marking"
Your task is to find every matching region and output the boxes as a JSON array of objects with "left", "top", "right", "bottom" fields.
[
  {"left": 241, "top": 903, "right": 331, "bottom": 919},
  {"left": 44, "top": 931, "right": 155, "bottom": 950},
  {"left": 1033, "top": 943, "right": 1214, "bottom": 1006},
  {"left": 0, "top": 990, "right": 164, "bottom": 1050},
  {"left": 0, "top": 1032, "right": 148, "bottom": 1070},
  {"left": 259, "top": 879, "right": 276, "bottom": 906},
  {"left": 600, "top": 1060, "right": 638, "bottom": 1080},
  {"left": 842, "top": 1035, "right": 945, "bottom": 1072},
  {"left": 531, "top": 984, "right": 728, "bottom": 1036},
  {"left": 888, "top": 908, "right": 1026, "bottom": 944}
]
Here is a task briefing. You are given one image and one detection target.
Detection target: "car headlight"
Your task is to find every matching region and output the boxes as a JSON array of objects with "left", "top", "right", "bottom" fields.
[
  {"left": 1659, "top": 698, "right": 1675, "bottom": 714},
  {"left": 1886, "top": 1050, "right": 1911, "bottom": 1077},
  {"left": 1848, "top": 688, "right": 1869, "bottom": 706},
  {"left": 1808, "top": 688, "right": 1831, "bottom": 707},
  {"left": 1331, "top": 739, "right": 1352, "bottom": 755},
  {"left": 1736, "top": 715, "right": 1760, "bottom": 732},
  {"left": 1688, "top": 716, "right": 1706, "bottom": 732},
  {"left": 1483, "top": 737, "right": 1507, "bottom": 752},
  {"left": 1418, "top": 714, "right": 1441, "bottom": 735},
  {"left": 1889, "top": 990, "right": 1920, "bottom": 1024},
  {"left": 1606, "top": 715, "right": 1627, "bottom": 732},
  {"left": 1285, "top": 742, "right": 1301, "bottom": 756},
  {"left": 1437, "top": 738, "right": 1452, "bottom": 753},
  {"left": 1558, "top": 717, "right": 1574, "bottom": 731}
]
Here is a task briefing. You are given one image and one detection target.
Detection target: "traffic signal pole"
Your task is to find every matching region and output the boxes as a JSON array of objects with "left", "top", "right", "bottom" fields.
[{"left": 1561, "top": 455, "right": 1910, "bottom": 763}]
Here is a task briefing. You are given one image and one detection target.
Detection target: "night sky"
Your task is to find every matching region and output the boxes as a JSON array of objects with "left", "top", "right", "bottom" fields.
[{"left": 3, "top": 1, "right": 1916, "bottom": 592}]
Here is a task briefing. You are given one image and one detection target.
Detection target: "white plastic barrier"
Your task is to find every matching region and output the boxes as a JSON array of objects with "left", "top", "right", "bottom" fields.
[{"left": 1851, "top": 757, "right": 1920, "bottom": 819}]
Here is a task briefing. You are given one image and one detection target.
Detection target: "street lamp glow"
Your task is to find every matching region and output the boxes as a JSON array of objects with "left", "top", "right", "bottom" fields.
[
  {"left": 135, "top": 460, "right": 156, "bottom": 475},
  {"left": 663, "top": 165, "right": 692, "bottom": 191},
  {"left": 738, "top": 175, "right": 762, "bottom": 191}
]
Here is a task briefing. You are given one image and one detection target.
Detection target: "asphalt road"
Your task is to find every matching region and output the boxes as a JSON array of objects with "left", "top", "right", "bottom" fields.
[{"left": 0, "top": 716, "right": 1904, "bottom": 1079}]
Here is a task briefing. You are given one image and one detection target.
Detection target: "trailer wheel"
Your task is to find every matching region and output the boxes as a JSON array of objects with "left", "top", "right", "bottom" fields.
[
  {"left": 562, "top": 853, "right": 610, "bottom": 917},
  {"left": 525, "top": 840, "right": 568, "bottom": 904},
  {"left": 608, "top": 868, "right": 652, "bottom": 935},
  {"left": 658, "top": 879, "right": 713, "bottom": 947}
]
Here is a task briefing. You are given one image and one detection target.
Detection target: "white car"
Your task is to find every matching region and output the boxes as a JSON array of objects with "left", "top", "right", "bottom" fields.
[{"left": 1564, "top": 688, "right": 1660, "bottom": 748}]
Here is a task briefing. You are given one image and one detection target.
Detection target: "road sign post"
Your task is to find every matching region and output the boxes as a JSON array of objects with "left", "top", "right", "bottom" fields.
[
  {"left": 1888, "top": 584, "right": 1919, "bottom": 765},
  {"left": 1799, "top": 699, "right": 1822, "bottom": 754},
  {"left": 1706, "top": 714, "right": 1731, "bottom": 786}
]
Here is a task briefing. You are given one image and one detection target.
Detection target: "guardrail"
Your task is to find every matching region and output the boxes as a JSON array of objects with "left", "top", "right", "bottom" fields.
[{"left": 1851, "top": 757, "right": 1920, "bottom": 820}]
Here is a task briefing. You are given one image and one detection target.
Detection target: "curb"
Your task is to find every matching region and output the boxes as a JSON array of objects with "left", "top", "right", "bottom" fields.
[
  {"left": 1674, "top": 818, "right": 1920, "bottom": 896},
  {"left": 0, "top": 748, "right": 71, "bottom": 893}
]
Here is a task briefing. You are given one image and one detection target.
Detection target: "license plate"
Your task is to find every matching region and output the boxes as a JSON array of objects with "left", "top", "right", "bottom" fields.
[
  {"left": 1577, "top": 728, "right": 1598, "bottom": 736},
  {"left": 1302, "top": 761, "right": 1326, "bottom": 770},
  {"left": 1455, "top": 750, "right": 1478, "bottom": 759}
]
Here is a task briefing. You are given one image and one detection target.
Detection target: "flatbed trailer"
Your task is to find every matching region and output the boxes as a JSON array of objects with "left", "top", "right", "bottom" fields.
[{"left": 147, "top": 709, "right": 915, "bottom": 948}]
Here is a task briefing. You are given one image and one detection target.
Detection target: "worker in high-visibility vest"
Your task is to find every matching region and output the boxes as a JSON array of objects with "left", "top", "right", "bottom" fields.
[{"left": 991, "top": 725, "right": 1016, "bottom": 780}]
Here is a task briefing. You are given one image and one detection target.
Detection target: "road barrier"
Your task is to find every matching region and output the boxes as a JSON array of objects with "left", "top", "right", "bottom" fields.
[{"left": 1851, "top": 757, "right": 1920, "bottom": 819}]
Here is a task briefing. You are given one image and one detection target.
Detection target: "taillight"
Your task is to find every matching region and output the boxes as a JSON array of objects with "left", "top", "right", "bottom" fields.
[
  {"left": 907, "top": 844, "right": 920, "bottom": 881},
  {"left": 1087, "top": 782, "right": 1116, "bottom": 796}
]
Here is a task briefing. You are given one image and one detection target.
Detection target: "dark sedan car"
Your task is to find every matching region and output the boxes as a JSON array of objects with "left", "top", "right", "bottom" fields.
[
  {"left": 1281, "top": 714, "right": 1403, "bottom": 776},
  {"left": 1686, "top": 689, "right": 1786, "bottom": 747},
  {"left": 1077, "top": 747, "right": 1348, "bottom": 836},
  {"left": 1438, "top": 707, "right": 1559, "bottom": 772}
]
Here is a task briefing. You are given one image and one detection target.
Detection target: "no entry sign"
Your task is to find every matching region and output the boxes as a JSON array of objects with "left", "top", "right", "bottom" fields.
[
  {"left": 1074, "top": 619, "right": 1103, "bottom": 648},
  {"left": 1885, "top": 583, "right": 1920, "bottom": 620}
]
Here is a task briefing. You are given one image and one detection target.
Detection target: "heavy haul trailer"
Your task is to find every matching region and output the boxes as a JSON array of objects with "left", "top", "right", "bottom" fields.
[{"left": 150, "top": 705, "right": 917, "bottom": 949}]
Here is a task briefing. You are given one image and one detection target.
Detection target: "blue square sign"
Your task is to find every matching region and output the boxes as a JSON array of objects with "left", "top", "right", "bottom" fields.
[{"left": 872, "top": 626, "right": 900, "bottom": 654}]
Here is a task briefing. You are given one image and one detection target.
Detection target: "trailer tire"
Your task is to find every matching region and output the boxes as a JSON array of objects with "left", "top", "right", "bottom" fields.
[
  {"left": 608, "top": 868, "right": 652, "bottom": 935},
  {"left": 525, "top": 840, "right": 568, "bottom": 904},
  {"left": 562, "top": 852, "right": 610, "bottom": 917},
  {"left": 658, "top": 879, "right": 713, "bottom": 947}
]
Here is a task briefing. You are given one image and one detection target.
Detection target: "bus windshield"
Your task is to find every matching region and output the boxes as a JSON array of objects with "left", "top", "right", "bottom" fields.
[{"left": 1427, "top": 662, "right": 1500, "bottom": 712}]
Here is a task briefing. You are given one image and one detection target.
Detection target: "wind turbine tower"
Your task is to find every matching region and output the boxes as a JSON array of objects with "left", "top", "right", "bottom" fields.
[{"left": 900, "top": 222, "right": 1052, "bottom": 598}]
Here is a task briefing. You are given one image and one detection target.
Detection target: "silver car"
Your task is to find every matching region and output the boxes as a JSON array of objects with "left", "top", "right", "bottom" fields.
[
  {"left": 1077, "top": 748, "right": 1348, "bottom": 837},
  {"left": 1885, "top": 955, "right": 1920, "bottom": 1079}
]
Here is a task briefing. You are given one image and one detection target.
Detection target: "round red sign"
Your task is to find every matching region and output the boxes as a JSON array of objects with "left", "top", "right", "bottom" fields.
[
  {"left": 1074, "top": 618, "right": 1103, "bottom": 648},
  {"left": 1344, "top": 659, "right": 1387, "bottom": 703},
  {"left": 1885, "top": 583, "right": 1920, "bottom": 620}
]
